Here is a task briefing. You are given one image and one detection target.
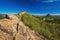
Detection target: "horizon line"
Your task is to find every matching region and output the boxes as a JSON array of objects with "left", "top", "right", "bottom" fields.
[{"left": 0, "top": 12, "right": 60, "bottom": 16}]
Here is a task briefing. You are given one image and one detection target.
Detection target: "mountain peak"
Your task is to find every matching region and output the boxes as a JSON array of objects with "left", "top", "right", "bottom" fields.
[
  {"left": 18, "top": 12, "right": 27, "bottom": 16},
  {"left": 46, "top": 13, "right": 51, "bottom": 17}
]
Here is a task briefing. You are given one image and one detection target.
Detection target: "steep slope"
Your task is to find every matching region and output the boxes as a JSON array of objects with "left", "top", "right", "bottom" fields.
[
  {"left": 16, "top": 12, "right": 45, "bottom": 40},
  {"left": 0, "top": 12, "right": 60, "bottom": 40},
  {"left": 0, "top": 12, "right": 45, "bottom": 40},
  {"left": 18, "top": 12, "right": 60, "bottom": 40},
  {"left": 0, "top": 14, "right": 19, "bottom": 40},
  {"left": 15, "top": 21, "right": 44, "bottom": 40},
  {"left": 31, "top": 14, "right": 60, "bottom": 40},
  {"left": 17, "top": 12, "right": 48, "bottom": 40},
  {"left": 18, "top": 12, "right": 41, "bottom": 30}
]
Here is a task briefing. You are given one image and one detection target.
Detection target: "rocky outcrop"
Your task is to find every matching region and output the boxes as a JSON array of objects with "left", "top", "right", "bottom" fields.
[
  {"left": 5, "top": 14, "right": 19, "bottom": 23},
  {"left": 0, "top": 14, "right": 19, "bottom": 40},
  {"left": 0, "top": 13, "right": 45, "bottom": 40},
  {"left": 18, "top": 12, "right": 27, "bottom": 16},
  {"left": 0, "top": 30, "right": 13, "bottom": 40},
  {"left": 15, "top": 21, "right": 44, "bottom": 40},
  {"left": 0, "top": 19, "right": 17, "bottom": 36}
]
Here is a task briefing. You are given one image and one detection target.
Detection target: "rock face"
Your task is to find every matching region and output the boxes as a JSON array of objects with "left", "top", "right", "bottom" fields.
[
  {"left": 0, "top": 14, "right": 19, "bottom": 40},
  {"left": 0, "top": 13, "right": 45, "bottom": 40},
  {"left": 15, "top": 21, "right": 44, "bottom": 40}
]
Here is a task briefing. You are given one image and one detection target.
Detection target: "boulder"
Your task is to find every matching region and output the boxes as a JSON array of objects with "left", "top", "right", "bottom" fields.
[{"left": 5, "top": 14, "right": 19, "bottom": 23}]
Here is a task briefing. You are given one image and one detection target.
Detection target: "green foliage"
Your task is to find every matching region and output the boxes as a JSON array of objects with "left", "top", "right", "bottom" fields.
[
  {"left": 35, "top": 15, "right": 60, "bottom": 40},
  {"left": 21, "top": 14, "right": 40, "bottom": 30},
  {"left": 0, "top": 14, "right": 4, "bottom": 19},
  {"left": 17, "top": 13, "right": 60, "bottom": 40}
]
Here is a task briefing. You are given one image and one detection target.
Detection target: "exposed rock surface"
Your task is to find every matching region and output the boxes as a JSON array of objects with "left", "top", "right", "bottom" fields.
[
  {"left": 0, "top": 14, "right": 19, "bottom": 40},
  {"left": 0, "top": 13, "right": 46, "bottom": 40},
  {"left": 6, "top": 14, "right": 19, "bottom": 23},
  {"left": 15, "top": 21, "right": 44, "bottom": 40},
  {"left": 18, "top": 12, "right": 27, "bottom": 16}
]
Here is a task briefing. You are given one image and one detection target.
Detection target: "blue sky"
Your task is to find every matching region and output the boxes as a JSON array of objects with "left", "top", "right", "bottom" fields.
[{"left": 0, "top": 0, "right": 60, "bottom": 15}]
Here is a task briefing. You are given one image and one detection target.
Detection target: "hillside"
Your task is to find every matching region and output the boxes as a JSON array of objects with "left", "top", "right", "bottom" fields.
[
  {"left": 0, "top": 12, "right": 45, "bottom": 40},
  {"left": 17, "top": 13, "right": 60, "bottom": 40},
  {"left": 0, "top": 12, "right": 60, "bottom": 40}
]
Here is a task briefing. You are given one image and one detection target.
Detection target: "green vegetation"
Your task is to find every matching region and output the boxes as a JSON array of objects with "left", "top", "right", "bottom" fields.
[
  {"left": 0, "top": 13, "right": 60, "bottom": 40},
  {"left": 17, "top": 13, "right": 60, "bottom": 40},
  {"left": 0, "top": 14, "right": 4, "bottom": 19}
]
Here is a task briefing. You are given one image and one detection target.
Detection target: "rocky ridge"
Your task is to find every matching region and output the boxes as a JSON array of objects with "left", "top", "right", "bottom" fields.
[{"left": 0, "top": 12, "right": 45, "bottom": 40}]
